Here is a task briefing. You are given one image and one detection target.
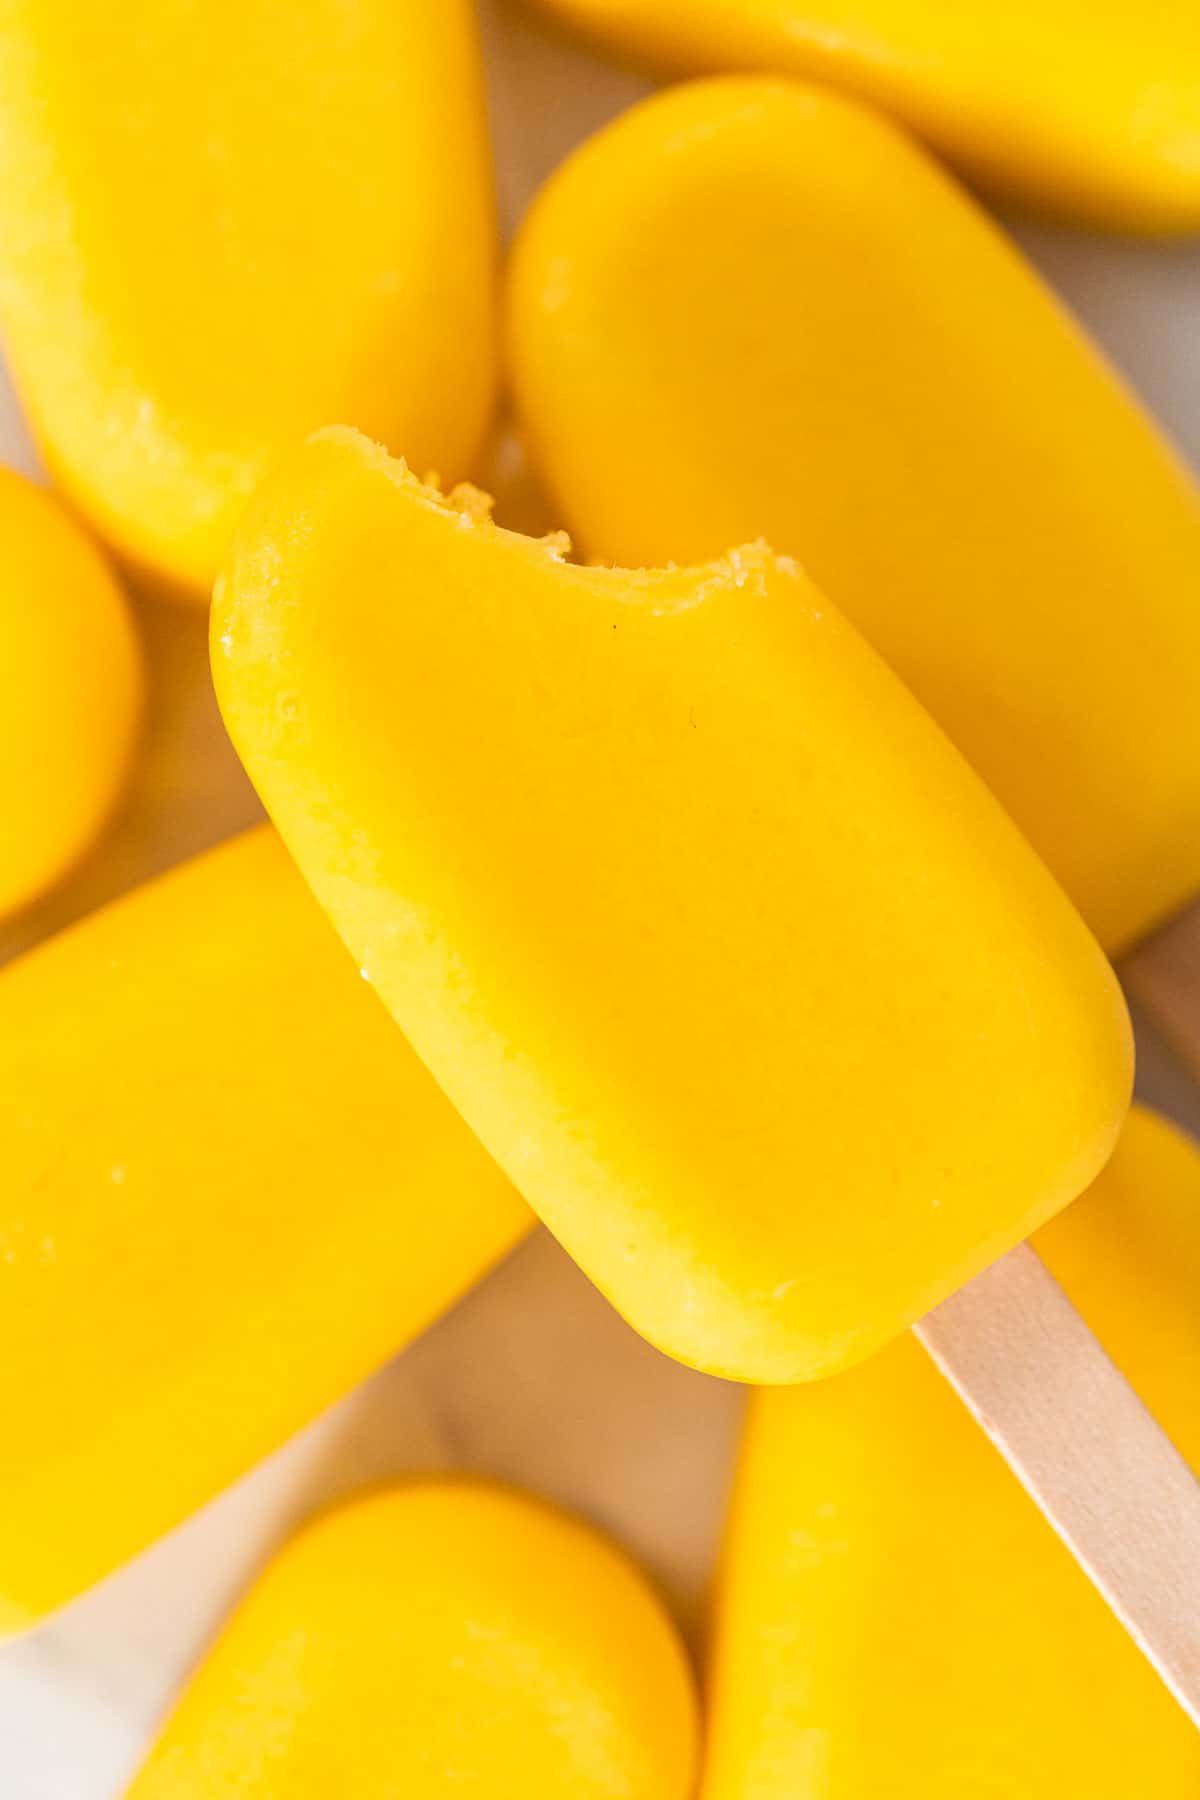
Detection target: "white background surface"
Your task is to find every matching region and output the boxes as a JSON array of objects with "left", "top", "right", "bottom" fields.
[{"left": 1, "top": 3, "right": 1199, "bottom": 1794}]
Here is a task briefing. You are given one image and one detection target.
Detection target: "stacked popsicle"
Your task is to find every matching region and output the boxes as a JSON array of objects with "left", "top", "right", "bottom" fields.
[{"left": 212, "top": 428, "right": 1132, "bottom": 1383}]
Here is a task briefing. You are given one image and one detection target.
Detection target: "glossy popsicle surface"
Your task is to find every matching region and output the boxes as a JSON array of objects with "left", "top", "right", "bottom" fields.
[
  {"left": 125, "top": 1481, "right": 699, "bottom": 1798},
  {"left": 214, "top": 428, "right": 1132, "bottom": 1385},
  {"left": 526, "top": 0, "right": 1200, "bottom": 229},
  {"left": 508, "top": 78, "right": 1200, "bottom": 954},
  {"left": 0, "top": 828, "right": 530, "bottom": 1632},
  {"left": 0, "top": 465, "right": 141, "bottom": 918},
  {"left": 703, "top": 1105, "right": 1200, "bottom": 1796},
  {"left": 0, "top": 0, "right": 496, "bottom": 595}
]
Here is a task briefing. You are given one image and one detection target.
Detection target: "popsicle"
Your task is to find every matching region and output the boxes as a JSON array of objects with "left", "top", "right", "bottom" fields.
[
  {"left": 125, "top": 1481, "right": 699, "bottom": 1799},
  {"left": 213, "top": 426, "right": 1131, "bottom": 1388},
  {"left": 0, "top": 0, "right": 496, "bottom": 598},
  {"left": 524, "top": 0, "right": 1200, "bottom": 231},
  {"left": 0, "top": 826, "right": 530, "bottom": 1633},
  {"left": 507, "top": 77, "right": 1200, "bottom": 959},
  {"left": 704, "top": 1105, "right": 1200, "bottom": 1795},
  {"left": 0, "top": 464, "right": 141, "bottom": 918}
]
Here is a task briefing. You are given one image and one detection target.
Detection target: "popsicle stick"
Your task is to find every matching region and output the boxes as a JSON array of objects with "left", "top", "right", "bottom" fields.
[
  {"left": 914, "top": 1241, "right": 1200, "bottom": 1727},
  {"left": 1122, "top": 901, "right": 1200, "bottom": 1087}
]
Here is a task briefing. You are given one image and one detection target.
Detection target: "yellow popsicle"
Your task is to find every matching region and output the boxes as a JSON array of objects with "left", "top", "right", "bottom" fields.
[
  {"left": 0, "top": 464, "right": 141, "bottom": 918},
  {"left": 125, "top": 1481, "right": 699, "bottom": 1799},
  {"left": 507, "top": 78, "right": 1200, "bottom": 955},
  {"left": 0, "top": 0, "right": 496, "bottom": 597},
  {"left": 213, "top": 428, "right": 1131, "bottom": 1386},
  {"left": 703, "top": 1105, "right": 1200, "bottom": 1796},
  {"left": 525, "top": 0, "right": 1200, "bottom": 230},
  {"left": 0, "top": 827, "right": 530, "bottom": 1633}
]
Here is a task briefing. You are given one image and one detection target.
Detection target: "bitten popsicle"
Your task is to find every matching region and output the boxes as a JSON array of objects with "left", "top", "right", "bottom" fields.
[
  {"left": 213, "top": 427, "right": 1131, "bottom": 1388},
  {"left": 0, "top": 464, "right": 141, "bottom": 918},
  {"left": 524, "top": 0, "right": 1200, "bottom": 231},
  {"left": 0, "top": 827, "right": 530, "bottom": 1632},
  {"left": 703, "top": 1106, "right": 1200, "bottom": 1796},
  {"left": 507, "top": 77, "right": 1200, "bottom": 960},
  {"left": 124, "top": 1481, "right": 699, "bottom": 1799},
  {"left": 0, "top": 0, "right": 496, "bottom": 597}
]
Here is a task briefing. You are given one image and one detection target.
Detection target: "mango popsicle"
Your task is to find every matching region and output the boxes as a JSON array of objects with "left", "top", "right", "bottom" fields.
[
  {"left": 125, "top": 1481, "right": 699, "bottom": 1799},
  {"left": 525, "top": 0, "right": 1200, "bottom": 232},
  {"left": 704, "top": 1105, "right": 1200, "bottom": 1796},
  {"left": 0, "top": 826, "right": 530, "bottom": 1634},
  {"left": 0, "top": 464, "right": 141, "bottom": 918},
  {"left": 507, "top": 78, "right": 1200, "bottom": 957},
  {"left": 0, "top": 0, "right": 496, "bottom": 598},
  {"left": 213, "top": 427, "right": 1131, "bottom": 1387}
]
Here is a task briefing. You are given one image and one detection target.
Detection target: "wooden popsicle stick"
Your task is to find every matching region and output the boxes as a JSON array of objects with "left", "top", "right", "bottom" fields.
[
  {"left": 1121, "top": 901, "right": 1200, "bottom": 1088},
  {"left": 914, "top": 1241, "right": 1200, "bottom": 1727}
]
